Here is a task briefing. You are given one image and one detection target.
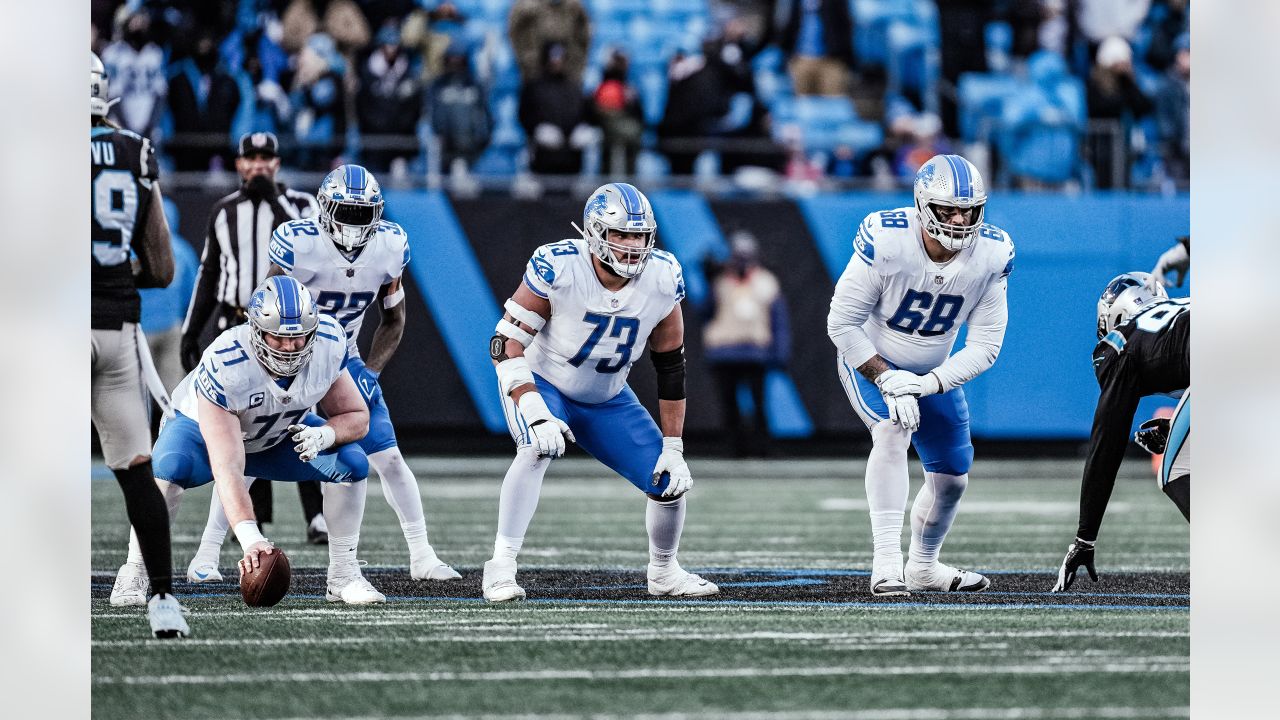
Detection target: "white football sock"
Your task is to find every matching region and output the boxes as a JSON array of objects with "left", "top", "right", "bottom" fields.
[
  {"left": 909, "top": 471, "right": 969, "bottom": 566},
  {"left": 865, "top": 420, "right": 912, "bottom": 566},
  {"left": 493, "top": 447, "right": 551, "bottom": 560},
  {"left": 323, "top": 479, "right": 367, "bottom": 577},
  {"left": 127, "top": 479, "right": 183, "bottom": 566},
  {"left": 646, "top": 496, "right": 686, "bottom": 569},
  {"left": 368, "top": 448, "right": 431, "bottom": 558},
  {"left": 193, "top": 477, "right": 253, "bottom": 563}
]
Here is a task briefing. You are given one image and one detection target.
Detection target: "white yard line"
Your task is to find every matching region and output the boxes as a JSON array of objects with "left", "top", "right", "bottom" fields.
[
  {"left": 260, "top": 710, "right": 1186, "bottom": 720},
  {"left": 95, "top": 662, "right": 1187, "bottom": 686}
]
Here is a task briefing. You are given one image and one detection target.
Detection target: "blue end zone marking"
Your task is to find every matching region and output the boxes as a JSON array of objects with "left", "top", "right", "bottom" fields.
[
  {"left": 384, "top": 189, "right": 507, "bottom": 433},
  {"left": 796, "top": 194, "right": 914, "bottom": 281},
  {"left": 647, "top": 189, "right": 813, "bottom": 438}
]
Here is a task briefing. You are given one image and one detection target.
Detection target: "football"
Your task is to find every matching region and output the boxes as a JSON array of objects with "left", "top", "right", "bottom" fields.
[{"left": 240, "top": 548, "right": 291, "bottom": 607}]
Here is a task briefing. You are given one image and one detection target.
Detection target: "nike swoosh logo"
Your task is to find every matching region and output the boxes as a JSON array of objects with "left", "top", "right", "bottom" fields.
[{"left": 194, "top": 570, "right": 210, "bottom": 579}]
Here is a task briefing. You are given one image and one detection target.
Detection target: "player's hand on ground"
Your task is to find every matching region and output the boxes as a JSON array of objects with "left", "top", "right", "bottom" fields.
[
  {"left": 1051, "top": 539, "right": 1098, "bottom": 592},
  {"left": 876, "top": 369, "right": 940, "bottom": 398},
  {"left": 884, "top": 393, "right": 920, "bottom": 432},
  {"left": 289, "top": 424, "right": 336, "bottom": 462},
  {"left": 1147, "top": 241, "right": 1189, "bottom": 290},
  {"left": 238, "top": 540, "right": 275, "bottom": 577},
  {"left": 1134, "top": 417, "right": 1171, "bottom": 455},
  {"left": 653, "top": 437, "right": 692, "bottom": 497}
]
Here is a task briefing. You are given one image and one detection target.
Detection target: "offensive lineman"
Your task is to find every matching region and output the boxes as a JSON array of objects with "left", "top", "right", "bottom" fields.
[
  {"left": 185, "top": 165, "right": 459, "bottom": 582},
  {"left": 93, "top": 52, "right": 189, "bottom": 637},
  {"left": 827, "top": 154, "right": 1015, "bottom": 596},
  {"left": 1052, "top": 271, "right": 1190, "bottom": 592},
  {"left": 481, "top": 182, "right": 718, "bottom": 602},
  {"left": 112, "top": 276, "right": 386, "bottom": 604}
]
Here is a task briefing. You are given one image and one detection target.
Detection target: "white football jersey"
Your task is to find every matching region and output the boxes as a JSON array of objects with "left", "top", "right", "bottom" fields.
[
  {"left": 171, "top": 315, "right": 349, "bottom": 453},
  {"left": 522, "top": 238, "right": 686, "bottom": 403},
  {"left": 831, "top": 206, "right": 1014, "bottom": 373},
  {"left": 268, "top": 217, "right": 411, "bottom": 357}
]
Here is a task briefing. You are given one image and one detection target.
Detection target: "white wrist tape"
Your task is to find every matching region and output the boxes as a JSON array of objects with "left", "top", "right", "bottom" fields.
[
  {"left": 496, "top": 356, "right": 535, "bottom": 396},
  {"left": 496, "top": 318, "right": 535, "bottom": 347},
  {"left": 234, "top": 520, "right": 268, "bottom": 552},
  {"left": 662, "top": 436, "right": 684, "bottom": 453},
  {"left": 517, "top": 391, "right": 553, "bottom": 424},
  {"left": 504, "top": 299, "right": 546, "bottom": 331},
  {"left": 382, "top": 285, "right": 405, "bottom": 308}
]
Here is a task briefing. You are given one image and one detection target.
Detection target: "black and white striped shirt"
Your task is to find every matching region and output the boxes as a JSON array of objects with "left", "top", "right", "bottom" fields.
[{"left": 182, "top": 184, "right": 320, "bottom": 338}]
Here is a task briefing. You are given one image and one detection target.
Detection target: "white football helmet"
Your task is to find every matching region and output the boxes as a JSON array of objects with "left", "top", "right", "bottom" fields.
[
  {"left": 247, "top": 276, "right": 320, "bottom": 376},
  {"left": 317, "top": 164, "right": 384, "bottom": 252},
  {"left": 581, "top": 182, "right": 657, "bottom": 278},
  {"left": 913, "top": 154, "right": 987, "bottom": 251},
  {"left": 1096, "top": 272, "right": 1168, "bottom": 339},
  {"left": 91, "top": 52, "right": 118, "bottom": 117}
]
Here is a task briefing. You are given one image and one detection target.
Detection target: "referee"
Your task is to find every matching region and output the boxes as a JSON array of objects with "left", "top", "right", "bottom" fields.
[{"left": 179, "top": 131, "right": 327, "bottom": 543}]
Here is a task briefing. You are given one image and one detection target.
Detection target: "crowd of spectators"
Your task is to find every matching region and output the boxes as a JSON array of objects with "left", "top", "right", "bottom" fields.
[{"left": 89, "top": 0, "right": 1189, "bottom": 191}]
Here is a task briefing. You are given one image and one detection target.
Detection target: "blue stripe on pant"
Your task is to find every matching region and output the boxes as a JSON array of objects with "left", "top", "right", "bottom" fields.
[
  {"left": 846, "top": 366, "right": 974, "bottom": 476},
  {"left": 508, "top": 375, "right": 669, "bottom": 495},
  {"left": 152, "top": 412, "right": 369, "bottom": 489},
  {"left": 1161, "top": 390, "right": 1191, "bottom": 487}
]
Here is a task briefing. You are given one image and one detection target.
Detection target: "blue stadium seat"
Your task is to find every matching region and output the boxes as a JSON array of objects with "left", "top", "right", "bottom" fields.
[
  {"left": 957, "top": 72, "right": 1020, "bottom": 142},
  {"left": 852, "top": 0, "right": 936, "bottom": 69},
  {"left": 886, "top": 20, "right": 939, "bottom": 112}
]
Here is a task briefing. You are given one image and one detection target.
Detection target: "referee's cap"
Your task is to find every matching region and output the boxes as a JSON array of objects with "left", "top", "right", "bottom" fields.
[{"left": 238, "top": 131, "right": 279, "bottom": 158}]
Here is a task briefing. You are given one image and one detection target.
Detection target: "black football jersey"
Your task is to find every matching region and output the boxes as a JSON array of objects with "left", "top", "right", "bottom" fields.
[
  {"left": 91, "top": 124, "right": 159, "bottom": 329},
  {"left": 1077, "top": 298, "right": 1190, "bottom": 540}
]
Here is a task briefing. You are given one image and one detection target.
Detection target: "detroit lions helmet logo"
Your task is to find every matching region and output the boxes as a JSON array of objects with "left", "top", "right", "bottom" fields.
[
  {"left": 586, "top": 193, "right": 609, "bottom": 217},
  {"left": 915, "top": 162, "right": 936, "bottom": 186}
]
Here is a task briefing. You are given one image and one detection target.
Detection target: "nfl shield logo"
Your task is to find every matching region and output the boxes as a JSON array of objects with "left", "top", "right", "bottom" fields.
[{"left": 934, "top": 275, "right": 944, "bottom": 284}]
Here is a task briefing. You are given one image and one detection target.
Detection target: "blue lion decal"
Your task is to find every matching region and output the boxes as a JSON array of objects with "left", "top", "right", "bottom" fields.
[{"left": 531, "top": 253, "right": 555, "bottom": 284}]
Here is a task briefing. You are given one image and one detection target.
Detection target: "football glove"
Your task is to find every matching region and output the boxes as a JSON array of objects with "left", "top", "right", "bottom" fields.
[
  {"left": 884, "top": 393, "right": 920, "bottom": 432},
  {"left": 652, "top": 437, "right": 693, "bottom": 497},
  {"left": 1051, "top": 538, "right": 1098, "bottom": 592},
  {"left": 1147, "top": 240, "right": 1189, "bottom": 290},
  {"left": 180, "top": 334, "right": 201, "bottom": 373},
  {"left": 351, "top": 364, "right": 382, "bottom": 405},
  {"left": 518, "top": 392, "right": 575, "bottom": 459},
  {"left": 289, "top": 424, "right": 336, "bottom": 463},
  {"left": 876, "top": 369, "right": 942, "bottom": 398},
  {"left": 1134, "top": 417, "right": 1171, "bottom": 456}
]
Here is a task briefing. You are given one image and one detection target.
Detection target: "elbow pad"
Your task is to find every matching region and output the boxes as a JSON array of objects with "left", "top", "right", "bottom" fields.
[{"left": 650, "top": 345, "right": 686, "bottom": 401}]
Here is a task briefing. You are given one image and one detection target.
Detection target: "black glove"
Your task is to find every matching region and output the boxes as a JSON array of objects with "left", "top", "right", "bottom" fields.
[
  {"left": 180, "top": 334, "right": 201, "bottom": 373},
  {"left": 1051, "top": 539, "right": 1098, "bottom": 592},
  {"left": 1134, "top": 417, "right": 1171, "bottom": 455}
]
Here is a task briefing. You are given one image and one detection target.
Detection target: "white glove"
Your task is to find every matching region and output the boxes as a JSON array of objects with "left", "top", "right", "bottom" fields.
[
  {"left": 518, "top": 392, "right": 575, "bottom": 459},
  {"left": 288, "top": 424, "right": 336, "bottom": 462},
  {"left": 884, "top": 394, "right": 920, "bottom": 432},
  {"left": 651, "top": 437, "right": 692, "bottom": 497},
  {"left": 1148, "top": 241, "right": 1189, "bottom": 290},
  {"left": 876, "top": 369, "right": 941, "bottom": 398}
]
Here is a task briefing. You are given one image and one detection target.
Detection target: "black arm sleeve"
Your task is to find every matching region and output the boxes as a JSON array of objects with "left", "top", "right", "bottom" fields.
[
  {"left": 650, "top": 345, "right": 686, "bottom": 401},
  {"left": 182, "top": 207, "right": 223, "bottom": 339},
  {"left": 1076, "top": 350, "right": 1143, "bottom": 542}
]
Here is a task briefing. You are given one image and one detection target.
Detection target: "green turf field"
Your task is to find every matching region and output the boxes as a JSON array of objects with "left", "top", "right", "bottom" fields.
[{"left": 91, "top": 456, "right": 1189, "bottom": 719}]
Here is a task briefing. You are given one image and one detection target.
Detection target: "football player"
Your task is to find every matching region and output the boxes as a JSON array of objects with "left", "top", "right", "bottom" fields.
[
  {"left": 1052, "top": 272, "right": 1190, "bottom": 592},
  {"left": 827, "top": 154, "right": 1015, "bottom": 596},
  {"left": 1146, "top": 235, "right": 1190, "bottom": 291},
  {"left": 94, "top": 52, "right": 189, "bottom": 638},
  {"left": 111, "top": 276, "right": 386, "bottom": 604},
  {"left": 185, "top": 165, "right": 459, "bottom": 582},
  {"left": 481, "top": 182, "right": 718, "bottom": 602}
]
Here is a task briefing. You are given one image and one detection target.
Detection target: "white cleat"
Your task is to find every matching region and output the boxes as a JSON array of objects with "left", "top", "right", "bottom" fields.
[
  {"left": 647, "top": 563, "right": 719, "bottom": 597},
  {"left": 326, "top": 571, "right": 387, "bottom": 605},
  {"left": 110, "top": 562, "right": 150, "bottom": 607},
  {"left": 186, "top": 557, "right": 224, "bottom": 583},
  {"left": 482, "top": 559, "right": 526, "bottom": 602},
  {"left": 870, "top": 557, "right": 911, "bottom": 597},
  {"left": 411, "top": 551, "right": 462, "bottom": 581},
  {"left": 905, "top": 560, "right": 991, "bottom": 592},
  {"left": 147, "top": 593, "right": 190, "bottom": 639}
]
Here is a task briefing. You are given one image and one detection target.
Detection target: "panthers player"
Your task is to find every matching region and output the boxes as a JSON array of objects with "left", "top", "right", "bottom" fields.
[
  {"left": 93, "top": 52, "right": 189, "bottom": 637},
  {"left": 481, "top": 182, "right": 718, "bottom": 602},
  {"left": 112, "top": 276, "right": 386, "bottom": 604},
  {"left": 1052, "top": 272, "right": 1190, "bottom": 592},
  {"left": 185, "top": 165, "right": 459, "bottom": 582},
  {"left": 827, "top": 154, "right": 1015, "bottom": 596}
]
